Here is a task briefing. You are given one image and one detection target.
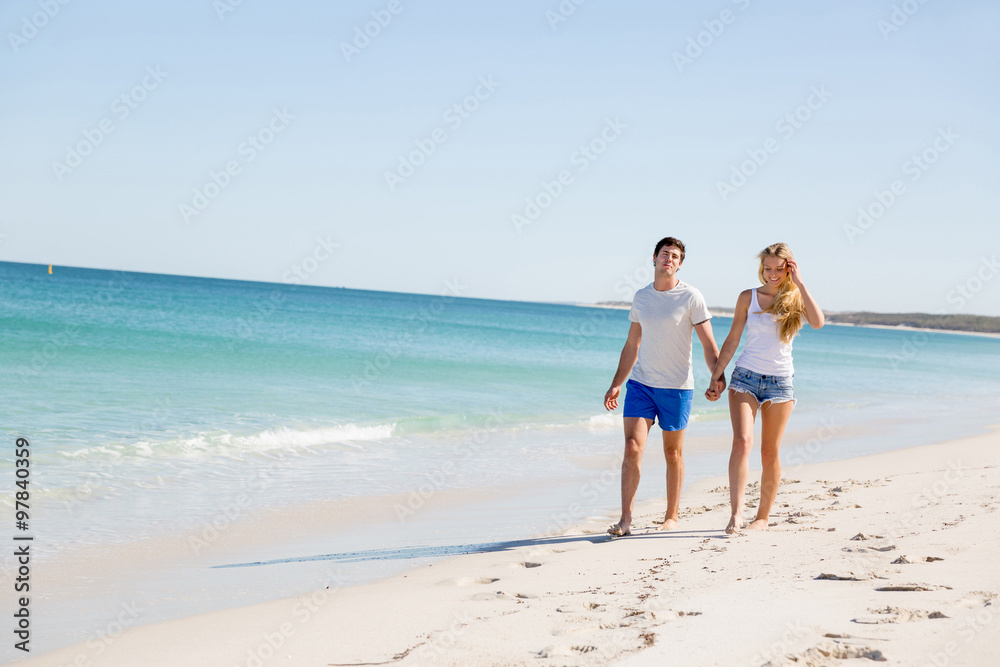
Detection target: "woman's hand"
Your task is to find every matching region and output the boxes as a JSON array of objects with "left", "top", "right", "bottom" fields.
[
  {"left": 787, "top": 258, "right": 804, "bottom": 288},
  {"left": 705, "top": 374, "right": 726, "bottom": 402}
]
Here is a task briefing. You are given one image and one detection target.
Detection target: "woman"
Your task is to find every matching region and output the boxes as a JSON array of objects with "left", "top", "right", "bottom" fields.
[{"left": 708, "top": 243, "right": 824, "bottom": 534}]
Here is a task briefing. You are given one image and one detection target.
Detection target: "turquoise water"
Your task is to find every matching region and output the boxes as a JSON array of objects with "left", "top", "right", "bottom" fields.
[{"left": 1, "top": 260, "right": 999, "bottom": 555}]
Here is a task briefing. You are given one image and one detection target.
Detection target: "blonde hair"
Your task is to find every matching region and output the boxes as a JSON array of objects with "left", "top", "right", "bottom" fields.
[{"left": 757, "top": 243, "right": 805, "bottom": 343}]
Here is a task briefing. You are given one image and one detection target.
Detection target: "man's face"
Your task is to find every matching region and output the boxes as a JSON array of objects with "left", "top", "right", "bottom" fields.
[{"left": 655, "top": 245, "right": 683, "bottom": 275}]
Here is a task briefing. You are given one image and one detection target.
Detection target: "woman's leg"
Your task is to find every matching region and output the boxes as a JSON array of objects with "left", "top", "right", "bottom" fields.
[
  {"left": 726, "top": 390, "right": 758, "bottom": 534},
  {"left": 748, "top": 400, "right": 794, "bottom": 530}
]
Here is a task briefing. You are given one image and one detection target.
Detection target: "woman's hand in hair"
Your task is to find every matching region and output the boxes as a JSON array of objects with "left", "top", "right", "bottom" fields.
[{"left": 786, "top": 258, "right": 804, "bottom": 288}]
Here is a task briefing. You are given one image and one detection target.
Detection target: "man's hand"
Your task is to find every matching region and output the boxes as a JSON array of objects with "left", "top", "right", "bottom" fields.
[
  {"left": 604, "top": 385, "right": 621, "bottom": 411},
  {"left": 704, "top": 374, "right": 726, "bottom": 402}
]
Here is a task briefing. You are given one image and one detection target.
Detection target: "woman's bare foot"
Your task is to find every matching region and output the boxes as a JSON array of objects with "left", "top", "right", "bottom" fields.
[
  {"left": 725, "top": 514, "right": 746, "bottom": 534},
  {"left": 746, "top": 518, "right": 769, "bottom": 531},
  {"left": 657, "top": 517, "right": 679, "bottom": 531}
]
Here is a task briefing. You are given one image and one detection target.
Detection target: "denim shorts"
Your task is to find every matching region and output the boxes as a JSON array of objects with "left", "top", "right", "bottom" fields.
[
  {"left": 729, "top": 366, "right": 795, "bottom": 407},
  {"left": 623, "top": 379, "right": 693, "bottom": 431}
]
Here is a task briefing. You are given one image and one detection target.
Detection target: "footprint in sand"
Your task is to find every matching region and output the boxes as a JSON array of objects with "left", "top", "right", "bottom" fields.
[
  {"left": 470, "top": 590, "right": 509, "bottom": 601},
  {"left": 550, "top": 624, "right": 605, "bottom": 637},
  {"left": 849, "top": 532, "right": 884, "bottom": 541},
  {"left": 815, "top": 572, "right": 868, "bottom": 581},
  {"left": 518, "top": 561, "right": 542, "bottom": 568},
  {"left": 537, "top": 645, "right": 599, "bottom": 658},
  {"left": 874, "top": 583, "right": 952, "bottom": 592},
  {"left": 853, "top": 606, "right": 947, "bottom": 624},
  {"left": 554, "top": 602, "right": 606, "bottom": 614},
  {"left": 959, "top": 591, "right": 997, "bottom": 608},
  {"left": 765, "top": 641, "right": 886, "bottom": 665}
]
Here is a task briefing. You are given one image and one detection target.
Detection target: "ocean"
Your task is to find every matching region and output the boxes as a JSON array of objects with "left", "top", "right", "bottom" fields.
[{"left": 1, "top": 260, "right": 998, "bottom": 654}]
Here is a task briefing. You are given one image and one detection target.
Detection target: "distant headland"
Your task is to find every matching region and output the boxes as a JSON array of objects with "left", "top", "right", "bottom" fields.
[{"left": 588, "top": 302, "right": 1000, "bottom": 336}]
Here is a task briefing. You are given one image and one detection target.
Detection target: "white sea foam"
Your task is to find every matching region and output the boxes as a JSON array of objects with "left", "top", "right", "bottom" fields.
[
  {"left": 235, "top": 423, "right": 396, "bottom": 449},
  {"left": 58, "top": 422, "right": 398, "bottom": 460},
  {"left": 586, "top": 413, "right": 623, "bottom": 430}
]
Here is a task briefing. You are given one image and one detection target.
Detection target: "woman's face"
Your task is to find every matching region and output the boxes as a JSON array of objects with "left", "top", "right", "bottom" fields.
[{"left": 762, "top": 256, "right": 787, "bottom": 288}]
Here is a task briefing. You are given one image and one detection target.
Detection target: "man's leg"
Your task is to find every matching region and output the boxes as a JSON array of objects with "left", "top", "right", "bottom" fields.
[
  {"left": 658, "top": 429, "right": 685, "bottom": 530},
  {"left": 610, "top": 416, "right": 653, "bottom": 535}
]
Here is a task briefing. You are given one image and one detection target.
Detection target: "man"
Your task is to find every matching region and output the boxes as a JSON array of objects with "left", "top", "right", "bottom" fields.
[{"left": 604, "top": 237, "right": 723, "bottom": 536}]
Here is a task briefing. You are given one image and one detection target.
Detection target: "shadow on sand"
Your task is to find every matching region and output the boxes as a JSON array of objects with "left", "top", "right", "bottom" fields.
[{"left": 213, "top": 529, "right": 722, "bottom": 569}]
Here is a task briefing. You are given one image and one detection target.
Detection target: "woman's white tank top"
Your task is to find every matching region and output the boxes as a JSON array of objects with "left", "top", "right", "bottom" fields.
[{"left": 734, "top": 288, "right": 794, "bottom": 375}]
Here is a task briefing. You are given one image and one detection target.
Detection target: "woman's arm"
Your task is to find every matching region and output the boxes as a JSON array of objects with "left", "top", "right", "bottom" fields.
[{"left": 709, "top": 290, "right": 751, "bottom": 390}]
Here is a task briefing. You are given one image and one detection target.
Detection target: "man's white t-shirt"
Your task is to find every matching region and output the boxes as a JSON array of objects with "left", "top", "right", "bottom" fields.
[{"left": 628, "top": 281, "right": 712, "bottom": 390}]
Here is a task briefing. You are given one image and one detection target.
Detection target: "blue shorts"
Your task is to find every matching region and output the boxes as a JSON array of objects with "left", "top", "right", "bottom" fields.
[
  {"left": 623, "top": 379, "right": 693, "bottom": 431},
  {"left": 729, "top": 366, "right": 795, "bottom": 406}
]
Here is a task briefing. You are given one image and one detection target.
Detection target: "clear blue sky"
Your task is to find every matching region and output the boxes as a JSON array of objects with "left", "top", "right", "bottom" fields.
[{"left": 2, "top": 0, "right": 998, "bottom": 315}]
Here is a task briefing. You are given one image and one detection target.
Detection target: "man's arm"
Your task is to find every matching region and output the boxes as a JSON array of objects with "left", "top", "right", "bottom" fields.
[
  {"left": 694, "top": 319, "right": 720, "bottom": 373},
  {"left": 604, "top": 322, "right": 641, "bottom": 411},
  {"left": 694, "top": 319, "right": 723, "bottom": 400}
]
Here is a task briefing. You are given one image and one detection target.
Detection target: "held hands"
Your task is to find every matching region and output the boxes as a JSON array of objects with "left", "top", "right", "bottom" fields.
[
  {"left": 704, "top": 374, "right": 726, "bottom": 401},
  {"left": 604, "top": 386, "right": 621, "bottom": 411}
]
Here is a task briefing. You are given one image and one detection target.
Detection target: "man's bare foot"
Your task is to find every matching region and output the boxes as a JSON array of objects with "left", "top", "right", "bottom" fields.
[
  {"left": 746, "top": 518, "right": 769, "bottom": 531},
  {"left": 725, "top": 514, "right": 746, "bottom": 534},
  {"left": 657, "top": 517, "right": 679, "bottom": 531},
  {"left": 608, "top": 522, "right": 631, "bottom": 537}
]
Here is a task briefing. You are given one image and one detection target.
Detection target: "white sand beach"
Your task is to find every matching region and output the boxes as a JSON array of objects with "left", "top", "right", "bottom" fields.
[{"left": 18, "top": 427, "right": 1000, "bottom": 667}]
